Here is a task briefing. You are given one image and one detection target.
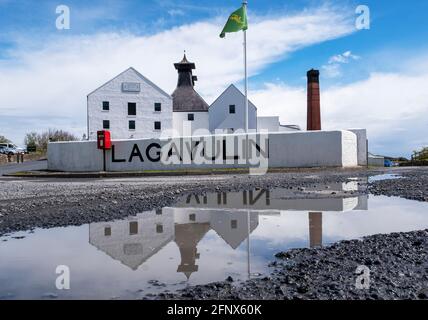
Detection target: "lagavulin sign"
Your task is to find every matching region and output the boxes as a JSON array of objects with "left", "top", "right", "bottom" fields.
[{"left": 110, "top": 131, "right": 270, "bottom": 175}]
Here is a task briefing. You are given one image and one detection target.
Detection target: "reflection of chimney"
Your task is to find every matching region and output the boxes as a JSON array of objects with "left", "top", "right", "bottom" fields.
[
  {"left": 307, "top": 69, "right": 321, "bottom": 131},
  {"left": 309, "top": 212, "right": 322, "bottom": 248},
  {"left": 175, "top": 223, "right": 210, "bottom": 279}
]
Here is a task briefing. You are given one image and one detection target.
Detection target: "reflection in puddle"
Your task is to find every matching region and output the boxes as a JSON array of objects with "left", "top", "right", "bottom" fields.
[
  {"left": 368, "top": 174, "right": 402, "bottom": 182},
  {"left": 1, "top": 181, "right": 428, "bottom": 299}
]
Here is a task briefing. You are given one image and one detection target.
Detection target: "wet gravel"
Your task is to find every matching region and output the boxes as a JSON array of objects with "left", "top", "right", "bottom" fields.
[
  {"left": 1, "top": 166, "right": 428, "bottom": 300},
  {"left": 158, "top": 229, "right": 428, "bottom": 300}
]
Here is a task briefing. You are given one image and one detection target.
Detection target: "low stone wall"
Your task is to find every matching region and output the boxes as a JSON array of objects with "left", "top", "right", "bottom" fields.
[
  {"left": 48, "top": 130, "right": 360, "bottom": 172},
  {"left": 0, "top": 153, "right": 46, "bottom": 165},
  {"left": 0, "top": 154, "right": 11, "bottom": 164}
]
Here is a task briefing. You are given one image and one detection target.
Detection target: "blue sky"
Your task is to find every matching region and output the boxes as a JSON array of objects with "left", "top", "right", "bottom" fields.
[{"left": 0, "top": 0, "right": 427, "bottom": 157}]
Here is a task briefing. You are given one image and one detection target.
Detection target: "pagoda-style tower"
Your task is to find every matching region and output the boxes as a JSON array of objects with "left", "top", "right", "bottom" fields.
[{"left": 172, "top": 53, "right": 209, "bottom": 112}]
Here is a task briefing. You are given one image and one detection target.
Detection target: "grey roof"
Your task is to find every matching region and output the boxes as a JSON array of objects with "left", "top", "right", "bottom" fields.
[
  {"left": 172, "top": 86, "right": 210, "bottom": 112},
  {"left": 172, "top": 54, "right": 209, "bottom": 112}
]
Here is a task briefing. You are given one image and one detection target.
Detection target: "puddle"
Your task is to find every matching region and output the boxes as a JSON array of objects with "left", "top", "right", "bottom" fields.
[
  {"left": 368, "top": 174, "right": 403, "bottom": 183},
  {"left": 1, "top": 186, "right": 428, "bottom": 299}
]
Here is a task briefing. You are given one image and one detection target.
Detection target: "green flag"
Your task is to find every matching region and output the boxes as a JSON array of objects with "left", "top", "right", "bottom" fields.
[{"left": 219, "top": 5, "right": 248, "bottom": 38}]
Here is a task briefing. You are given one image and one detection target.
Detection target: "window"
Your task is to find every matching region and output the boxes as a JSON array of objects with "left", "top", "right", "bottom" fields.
[
  {"left": 103, "top": 120, "right": 110, "bottom": 129},
  {"left": 156, "top": 224, "right": 163, "bottom": 234},
  {"left": 129, "top": 221, "right": 138, "bottom": 235},
  {"left": 156, "top": 209, "right": 162, "bottom": 215},
  {"left": 128, "top": 102, "right": 136, "bottom": 116},
  {"left": 129, "top": 120, "right": 136, "bottom": 130},
  {"left": 102, "top": 101, "right": 109, "bottom": 111},
  {"left": 189, "top": 214, "right": 196, "bottom": 222},
  {"left": 104, "top": 226, "right": 111, "bottom": 236},
  {"left": 229, "top": 105, "right": 236, "bottom": 114},
  {"left": 188, "top": 113, "right": 194, "bottom": 121},
  {"left": 154, "top": 103, "right": 161, "bottom": 112},
  {"left": 231, "top": 220, "right": 238, "bottom": 229},
  {"left": 154, "top": 121, "right": 161, "bottom": 130}
]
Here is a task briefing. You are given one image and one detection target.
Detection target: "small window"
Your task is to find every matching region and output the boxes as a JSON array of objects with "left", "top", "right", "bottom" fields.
[
  {"left": 104, "top": 226, "right": 111, "bottom": 236},
  {"left": 156, "top": 224, "right": 163, "bottom": 234},
  {"left": 154, "top": 121, "right": 161, "bottom": 130},
  {"left": 102, "top": 101, "right": 109, "bottom": 111},
  {"left": 128, "top": 102, "right": 136, "bottom": 116},
  {"left": 188, "top": 113, "right": 194, "bottom": 121},
  {"left": 129, "top": 221, "right": 138, "bottom": 235},
  {"left": 129, "top": 120, "right": 136, "bottom": 130},
  {"left": 154, "top": 103, "right": 161, "bottom": 112},
  {"left": 156, "top": 209, "right": 162, "bottom": 215},
  {"left": 229, "top": 105, "right": 236, "bottom": 114},
  {"left": 231, "top": 220, "right": 238, "bottom": 229},
  {"left": 103, "top": 120, "right": 110, "bottom": 129},
  {"left": 189, "top": 213, "right": 196, "bottom": 222}
]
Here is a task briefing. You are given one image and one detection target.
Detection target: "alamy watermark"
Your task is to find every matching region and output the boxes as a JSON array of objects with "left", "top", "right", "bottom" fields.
[
  {"left": 56, "top": 5, "right": 70, "bottom": 30},
  {"left": 355, "top": 265, "right": 370, "bottom": 289},
  {"left": 157, "top": 127, "right": 270, "bottom": 176},
  {"left": 356, "top": 5, "right": 370, "bottom": 30},
  {"left": 55, "top": 265, "right": 70, "bottom": 290}
]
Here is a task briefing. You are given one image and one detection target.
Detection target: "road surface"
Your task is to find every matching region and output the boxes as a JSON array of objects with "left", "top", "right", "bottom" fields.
[{"left": 0, "top": 160, "right": 47, "bottom": 176}]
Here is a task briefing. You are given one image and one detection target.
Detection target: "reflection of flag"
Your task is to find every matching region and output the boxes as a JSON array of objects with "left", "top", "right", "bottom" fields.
[{"left": 219, "top": 5, "right": 248, "bottom": 38}]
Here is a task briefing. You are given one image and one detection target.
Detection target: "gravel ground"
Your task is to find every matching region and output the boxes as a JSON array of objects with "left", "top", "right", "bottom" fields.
[
  {"left": 158, "top": 230, "right": 428, "bottom": 300},
  {"left": 0, "top": 166, "right": 427, "bottom": 299}
]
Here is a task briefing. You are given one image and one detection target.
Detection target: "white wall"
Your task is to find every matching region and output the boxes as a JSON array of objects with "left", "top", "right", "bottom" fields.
[
  {"left": 88, "top": 68, "right": 173, "bottom": 140},
  {"left": 173, "top": 111, "right": 209, "bottom": 136},
  {"left": 257, "top": 116, "right": 279, "bottom": 132},
  {"left": 348, "top": 129, "right": 368, "bottom": 166},
  {"left": 48, "top": 130, "right": 359, "bottom": 172},
  {"left": 368, "top": 155, "right": 384, "bottom": 167},
  {"left": 209, "top": 85, "right": 257, "bottom": 132}
]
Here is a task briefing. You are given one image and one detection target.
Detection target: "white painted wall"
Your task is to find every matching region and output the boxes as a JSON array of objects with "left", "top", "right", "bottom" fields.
[
  {"left": 209, "top": 84, "right": 257, "bottom": 132},
  {"left": 348, "top": 128, "right": 368, "bottom": 166},
  {"left": 48, "top": 130, "right": 359, "bottom": 172},
  {"left": 87, "top": 68, "right": 173, "bottom": 140},
  {"left": 257, "top": 116, "right": 279, "bottom": 132},
  {"left": 173, "top": 111, "right": 209, "bottom": 136},
  {"left": 368, "top": 155, "right": 385, "bottom": 167}
]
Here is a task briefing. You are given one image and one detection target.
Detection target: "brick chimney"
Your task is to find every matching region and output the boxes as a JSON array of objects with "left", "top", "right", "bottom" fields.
[{"left": 307, "top": 69, "right": 321, "bottom": 131}]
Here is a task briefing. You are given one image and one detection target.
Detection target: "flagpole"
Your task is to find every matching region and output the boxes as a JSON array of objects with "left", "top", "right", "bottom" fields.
[{"left": 243, "top": 0, "right": 248, "bottom": 134}]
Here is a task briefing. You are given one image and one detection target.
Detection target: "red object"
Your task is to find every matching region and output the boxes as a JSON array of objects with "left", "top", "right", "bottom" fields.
[
  {"left": 97, "top": 130, "right": 111, "bottom": 150},
  {"left": 307, "top": 69, "right": 321, "bottom": 131}
]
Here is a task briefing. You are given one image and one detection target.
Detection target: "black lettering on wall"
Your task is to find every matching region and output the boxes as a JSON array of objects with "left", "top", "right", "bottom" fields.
[
  {"left": 129, "top": 144, "right": 144, "bottom": 162},
  {"left": 146, "top": 143, "right": 161, "bottom": 162},
  {"left": 223, "top": 139, "right": 239, "bottom": 161},
  {"left": 111, "top": 145, "right": 126, "bottom": 163}
]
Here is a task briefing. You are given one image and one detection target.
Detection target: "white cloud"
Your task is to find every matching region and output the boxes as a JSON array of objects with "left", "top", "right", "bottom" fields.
[
  {"left": 322, "top": 50, "right": 360, "bottom": 78},
  {"left": 0, "top": 5, "right": 355, "bottom": 144},
  {"left": 250, "top": 61, "right": 428, "bottom": 157}
]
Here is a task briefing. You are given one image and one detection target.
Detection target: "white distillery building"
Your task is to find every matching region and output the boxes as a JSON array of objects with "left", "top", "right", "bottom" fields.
[
  {"left": 87, "top": 67, "right": 172, "bottom": 140},
  {"left": 209, "top": 84, "right": 257, "bottom": 133},
  {"left": 87, "top": 54, "right": 299, "bottom": 140}
]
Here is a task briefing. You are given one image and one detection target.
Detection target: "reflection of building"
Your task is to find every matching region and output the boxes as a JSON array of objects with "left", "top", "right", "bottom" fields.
[
  {"left": 88, "top": 181, "right": 368, "bottom": 278},
  {"left": 309, "top": 212, "right": 322, "bottom": 248},
  {"left": 89, "top": 209, "right": 174, "bottom": 270}
]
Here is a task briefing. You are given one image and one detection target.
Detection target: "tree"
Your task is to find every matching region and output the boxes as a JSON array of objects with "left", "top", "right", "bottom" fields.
[
  {"left": 412, "top": 147, "right": 428, "bottom": 161},
  {"left": 24, "top": 129, "right": 78, "bottom": 152},
  {"left": 24, "top": 132, "right": 38, "bottom": 148},
  {"left": 0, "top": 135, "right": 11, "bottom": 144}
]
